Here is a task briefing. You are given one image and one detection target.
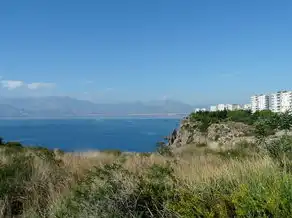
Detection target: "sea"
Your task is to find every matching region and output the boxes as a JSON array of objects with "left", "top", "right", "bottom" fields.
[{"left": 0, "top": 117, "right": 181, "bottom": 152}]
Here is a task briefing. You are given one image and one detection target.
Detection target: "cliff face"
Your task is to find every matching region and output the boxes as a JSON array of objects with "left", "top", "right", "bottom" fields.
[{"left": 167, "top": 116, "right": 255, "bottom": 149}]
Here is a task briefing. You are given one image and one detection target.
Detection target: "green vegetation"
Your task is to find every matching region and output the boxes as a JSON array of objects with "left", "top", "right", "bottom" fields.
[
  {"left": 0, "top": 140, "right": 67, "bottom": 217},
  {"left": 156, "top": 141, "right": 173, "bottom": 156},
  {"left": 190, "top": 109, "right": 292, "bottom": 136},
  {"left": 2, "top": 110, "right": 292, "bottom": 217}
]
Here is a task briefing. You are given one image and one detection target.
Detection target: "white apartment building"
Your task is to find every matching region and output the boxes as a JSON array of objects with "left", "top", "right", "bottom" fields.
[
  {"left": 210, "top": 104, "right": 246, "bottom": 112},
  {"left": 210, "top": 105, "right": 217, "bottom": 112},
  {"left": 232, "top": 104, "right": 242, "bottom": 110},
  {"left": 243, "top": 104, "right": 251, "bottom": 110},
  {"left": 251, "top": 95, "right": 269, "bottom": 113},
  {"left": 195, "top": 108, "right": 207, "bottom": 113},
  {"left": 251, "top": 95, "right": 258, "bottom": 113},
  {"left": 251, "top": 91, "right": 292, "bottom": 113},
  {"left": 217, "top": 104, "right": 226, "bottom": 111},
  {"left": 258, "top": 95, "right": 270, "bottom": 111},
  {"left": 270, "top": 92, "right": 282, "bottom": 113},
  {"left": 226, "top": 104, "right": 233, "bottom": 111},
  {"left": 280, "top": 91, "right": 292, "bottom": 112}
]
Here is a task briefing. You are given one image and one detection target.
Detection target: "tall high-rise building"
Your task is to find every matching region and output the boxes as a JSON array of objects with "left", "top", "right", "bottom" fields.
[
  {"left": 251, "top": 95, "right": 258, "bottom": 113},
  {"left": 210, "top": 105, "right": 217, "bottom": 112},
  {"left": 251, "top": 91, "right": 292, "bottom": 113},
  {"left": 251, "top": 94, "right": 269, "bottom": 113},
  {"left": 243, "top": 104, "right": 251, "bottom": 110},
  {"left": 210, "top": 104, "right": 246, "bottom": 112},
  {"left": 280, "top": 91, "right": 292, "bottom": 112},
  {"left": 270, "top": 91, "right": 282, "bottom": 113},
  {"left": 217, "top": 104, "right": 226, "bottom": 111},
  {"left": 232, "top": 104, "right": 242, "bottom": 110},
  {"left": 226, "top": 104, "right": 233, "bottom": 111}
]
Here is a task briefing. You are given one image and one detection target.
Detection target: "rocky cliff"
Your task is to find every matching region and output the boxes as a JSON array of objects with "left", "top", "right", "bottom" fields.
[
  {"left": 167, "top": 115, "right": 292, "bottom": 151},
  {"left": 167, "top": 116, "right": 255, "bottom": 149}
]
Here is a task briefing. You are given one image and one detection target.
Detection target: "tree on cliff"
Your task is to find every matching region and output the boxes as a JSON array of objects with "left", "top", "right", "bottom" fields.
[{"left": 278, "top": 111, "right": 292, "bottom": 134}]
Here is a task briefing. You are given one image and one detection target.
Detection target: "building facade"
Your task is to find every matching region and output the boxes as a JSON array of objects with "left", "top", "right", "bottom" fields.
[
  {"left": 195, "top": 108, "right": 207, "bottom": 113},
  {"left": 270, "top": 92, "right": 282, "bottom": 113},
  {"left": 251, "top": 95, "right": 259, "bottom": 113},
  {"left": 258, "top": 95, "right": 270, "bottom": 111},
  {"left": 217, "top": 104, "right": 226, "bottom": 111},
  {"left": 232, "top": 104, "right": 242, "bottom": 110},
  {"left": 251, "top": 95, "right": 269, "bottom": 113},
  {"left": 280, "top": 91, "right": 292, "bottom": 112},
  {"left": 243, "top": 104, "right": 251, "bottom": 110},
  {"left": 210, "top": 105, "right": 217, "bottom": 112},
  {"left": 251, "top": 91, "right": 292, "bottom": 113},
  {"left": 209, "top": 104, "right": 246, "bottom": 112},
  {"left": 226, "top": 104, "right": 233, "bottom": 111}
]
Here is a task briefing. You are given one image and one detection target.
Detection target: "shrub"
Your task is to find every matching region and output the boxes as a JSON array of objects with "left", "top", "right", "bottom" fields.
[
  {"left": 254, "top": 119, "right": 275, "bottom": 141},
  {"left": 227, "top": 110, "right": 253, "bottom": 125},
  {"left": 1, "top": 142, "right": 25, "bottom": 155},
  {"left": 278, "top": 111, "right": 292, "bottom": 133},
  {"left": 0, "top": 139, "right": 69, "bottom": 217},
  {"left": 229, "top": 175, "right": 292, "bottom": 217},
  {"left": 266, "top": 136, "right": 292, "bottom": 171},
  {"left": 198, "top": 118, "right": 211, "bottom": 133},
  {"left": 0, "top": 137, "right": 4, "bottom": 145},
  {"left": 156, "top": 141, "right": 173, "bottom": 156},
  {"left": 54, "top": 163, "right": 177, "bottom": 218},
  {"left": 168, "top": 167, "right": 292, "bottom": 217},
  {"left": 0, "top": 154, "right": 34, "bottom": 217}
]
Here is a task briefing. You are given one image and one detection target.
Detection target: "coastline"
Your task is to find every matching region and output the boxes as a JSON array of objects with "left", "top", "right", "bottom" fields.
[{"left": 0, "top": 114, "right": 186, "bottom": 120}]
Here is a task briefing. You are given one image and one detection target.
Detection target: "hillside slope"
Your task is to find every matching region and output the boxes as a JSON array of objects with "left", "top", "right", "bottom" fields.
[{"left": 167, "top": 110, "right": 292, "bottom": 150}]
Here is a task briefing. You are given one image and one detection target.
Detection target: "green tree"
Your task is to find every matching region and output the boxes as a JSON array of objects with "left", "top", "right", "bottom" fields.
[
  {"left": 254, "top": 119, "right": 275, "bottom": 143},
  {"left": 227, "top": 110, "right": 253, "bottom": 124},
  {"left": 278, "top": 111, "right": 292, "bottom": 134},
  {"left": 266, "top": 113, "right": 280, "bottom": 130}
]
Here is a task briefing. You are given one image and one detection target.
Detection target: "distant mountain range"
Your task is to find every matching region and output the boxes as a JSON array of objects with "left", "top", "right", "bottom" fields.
[{"left": 0, "top": 96, "right": 204, "bottom": 117}]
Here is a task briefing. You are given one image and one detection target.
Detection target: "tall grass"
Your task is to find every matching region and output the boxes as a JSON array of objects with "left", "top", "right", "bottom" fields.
[{"left": 1, "top": 137, "right": 292, "bottom": 217}]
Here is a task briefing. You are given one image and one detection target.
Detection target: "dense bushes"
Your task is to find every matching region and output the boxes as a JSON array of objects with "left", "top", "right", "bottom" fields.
[
  {"left": 53, "top": 154, "right": 292, "bottom": 217},
  {"left": 156, "top": 141, "right": 173, "bottom": 156},
  {"left": 265, "top": 136, "right": 292, "bottom": 171},
  {"left": 190, "top": 109, "right": 278, "bottom": 126},
  {"left": 0, "top": 141, "right": 68, "bottom": 217},
  {"left": 54, "top": 162, "right": 177, "bottom": 218},
  {"left": 190, "top": 110, "right": 292, "bottom": 138},
  {"left": 3, "top": 125, "right": 292, "bottom": 217}
]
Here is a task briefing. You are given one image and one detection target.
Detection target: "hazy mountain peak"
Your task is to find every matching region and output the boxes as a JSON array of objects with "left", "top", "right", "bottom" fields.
[{"left": 0, "top": 96, "right": 195, "bottom": 117}]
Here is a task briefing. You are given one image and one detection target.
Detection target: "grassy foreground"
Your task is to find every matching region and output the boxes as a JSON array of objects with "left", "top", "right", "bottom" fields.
[{"left": 1, "top": 136, "right": 292, "bottom": 217}]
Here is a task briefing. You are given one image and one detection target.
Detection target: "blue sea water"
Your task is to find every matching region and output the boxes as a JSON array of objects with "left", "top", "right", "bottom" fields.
[{"left": 0, "top": 118, "right": 180, "bottom": 152}]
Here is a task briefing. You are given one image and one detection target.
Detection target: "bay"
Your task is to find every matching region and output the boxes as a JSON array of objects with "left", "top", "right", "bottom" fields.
[{"left": 0, "top": 118, "right": 180, "bottom": 152}]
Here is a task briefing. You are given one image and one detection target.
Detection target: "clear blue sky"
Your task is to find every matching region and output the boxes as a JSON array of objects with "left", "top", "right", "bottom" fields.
[{"left": 1, "top": 0, "right": 292, "bottom": 105}]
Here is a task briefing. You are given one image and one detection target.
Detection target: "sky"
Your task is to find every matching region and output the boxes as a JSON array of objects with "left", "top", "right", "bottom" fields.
[{"left": 1, "top": 0, "right": 292, "bottom": 105}]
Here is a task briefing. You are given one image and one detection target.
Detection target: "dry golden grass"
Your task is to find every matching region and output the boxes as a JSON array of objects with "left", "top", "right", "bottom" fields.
[
  {"left": 49, "top": 148, "right": 284, "bottom": 218},
  {"left": 60, "top": 151, "right": 116, "bottom": 179},
  {"left": 0, "top": 144, "right": 286, "bottom": 217},
  {"left": 174, "top": 155, "right": 275, "bottom": 185}
]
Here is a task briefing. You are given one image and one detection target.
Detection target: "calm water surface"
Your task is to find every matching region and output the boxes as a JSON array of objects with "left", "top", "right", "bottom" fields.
[{"left": 0, "top": 118, "right": 180, "bottom": 152}]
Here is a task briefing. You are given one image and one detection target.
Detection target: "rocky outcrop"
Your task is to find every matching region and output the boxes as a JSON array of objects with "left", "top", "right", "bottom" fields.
[{"left": 167, "top": 116, "right": 255, "bottom": 149}]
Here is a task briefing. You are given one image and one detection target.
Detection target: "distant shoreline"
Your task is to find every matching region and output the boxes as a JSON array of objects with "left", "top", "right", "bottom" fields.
[{"left": 0, "top": 115, "right": 186, "bottom": 120}]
